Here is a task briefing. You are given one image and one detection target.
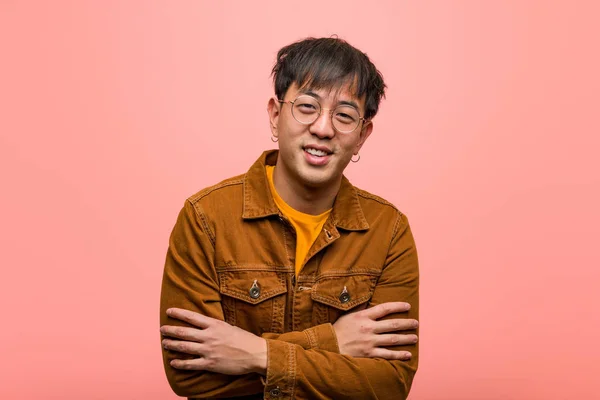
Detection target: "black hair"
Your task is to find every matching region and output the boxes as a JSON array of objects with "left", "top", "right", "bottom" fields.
[{"left": 271, "top": 37, "right": 386, "bottom": 120}]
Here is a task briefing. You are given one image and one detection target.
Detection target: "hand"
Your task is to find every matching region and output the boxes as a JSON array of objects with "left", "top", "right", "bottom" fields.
[
  {"left": 160, "top": 308, "right": 267, "bottom": 375},
  {"left": 333, "top": 302, "right": 418, "bottom": 360}
]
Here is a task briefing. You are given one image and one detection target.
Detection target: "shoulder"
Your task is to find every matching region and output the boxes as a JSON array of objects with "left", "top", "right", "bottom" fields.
[
  {"left": 353, "top": 185, "right": 411, "bottom": 234},
  {"left": 186, "top": 173, "right": 245, "bottom": 206},
  {"left": 179, "top": 173, "right": 247, "bottom": 224},
  {"left": 353, "top": 185, "right": 403, "bottom": 215},
  {"left": 177, "top": 173, "right": 248, "bottom": 235},
  {"left": 355, "top": 186, "right": 398, "bottom": 210}
]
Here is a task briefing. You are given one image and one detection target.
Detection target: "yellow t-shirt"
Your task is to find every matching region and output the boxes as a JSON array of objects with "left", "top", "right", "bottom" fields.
[{"left": 266, "top": 165, "right": 332, "bottom": 275}]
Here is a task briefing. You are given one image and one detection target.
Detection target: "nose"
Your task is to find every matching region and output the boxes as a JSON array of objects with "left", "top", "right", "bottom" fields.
[{"left": 309, "top": 110, "right": 335, "bottom": 139}]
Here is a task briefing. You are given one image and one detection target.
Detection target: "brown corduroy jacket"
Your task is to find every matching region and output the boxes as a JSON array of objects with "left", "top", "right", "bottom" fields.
[{"left": 160, "top": 150, "right": 419, "bottom": 399}]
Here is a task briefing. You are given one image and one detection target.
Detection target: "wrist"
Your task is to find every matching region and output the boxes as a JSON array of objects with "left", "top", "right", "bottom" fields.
[{"left": 251, "top": 338, "right": 268, "bottom": 375}]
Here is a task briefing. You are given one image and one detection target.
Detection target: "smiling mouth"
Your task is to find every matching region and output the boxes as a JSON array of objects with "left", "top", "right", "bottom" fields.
[{"left": 304, "top": 147, "right": 332, "bottom": 157}]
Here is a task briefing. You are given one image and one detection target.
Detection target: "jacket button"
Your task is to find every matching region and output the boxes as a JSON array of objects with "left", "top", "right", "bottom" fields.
[
  {"left": 249, "top": 280, "right": 261, "bottom": 299},
  {"left": 270, "top": 387, "right": 281, "bottom": 397},
  {"left": 339, "top": 286, "right": 350, "bottom": 303}
]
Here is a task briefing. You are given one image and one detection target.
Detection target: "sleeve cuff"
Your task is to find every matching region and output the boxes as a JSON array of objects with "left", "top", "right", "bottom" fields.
[
  {"left": 304, "top": 323, "right": 340, "bottom": 353},
  {"left": 264, "top": 339, "right": 297, "bottom": 399}
]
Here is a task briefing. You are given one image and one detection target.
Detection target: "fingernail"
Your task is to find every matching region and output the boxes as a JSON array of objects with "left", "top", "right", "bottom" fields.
[{"left": 166, "top": 309, "right": 173, "bottom": 316}]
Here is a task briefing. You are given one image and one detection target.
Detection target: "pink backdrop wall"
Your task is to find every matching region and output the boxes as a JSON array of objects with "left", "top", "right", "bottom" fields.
[{"left": 1, "top": 2, "right": 598, "bottom": 399}]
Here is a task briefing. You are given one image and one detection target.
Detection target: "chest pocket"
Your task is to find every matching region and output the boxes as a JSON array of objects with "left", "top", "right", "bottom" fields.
[
  {"left": 311, "top": 272, "right": 379, "bottom": 325},
  {"left": 218, "top": 270, "right": 288, "bottom": 334}
]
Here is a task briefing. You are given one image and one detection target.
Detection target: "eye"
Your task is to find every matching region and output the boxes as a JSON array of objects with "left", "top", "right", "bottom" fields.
[
  {"left": 296, "top": 102, "right": 318, "bottom": 113},
  {"left": 335, "top": 112, "right": 357, "bottom": 123}
]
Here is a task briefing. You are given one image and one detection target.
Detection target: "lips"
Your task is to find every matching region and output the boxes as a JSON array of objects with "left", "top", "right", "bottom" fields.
[
  {"left": 303, "top": 145, "right": 332, "bottom": 166},
  {"left": 305, "top": 148, "right": 329, "bottom": 157},
  {"left": 303, "top": 145, "right": 332, "bottom": 156}
]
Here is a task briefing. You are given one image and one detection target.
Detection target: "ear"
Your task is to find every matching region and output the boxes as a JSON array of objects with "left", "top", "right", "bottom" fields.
[
  {"left": 267, "top": 97, "right": 281, "bottom": 137},
  {"left": 354, "top": 120, "right": 373, "bottom": 154}
]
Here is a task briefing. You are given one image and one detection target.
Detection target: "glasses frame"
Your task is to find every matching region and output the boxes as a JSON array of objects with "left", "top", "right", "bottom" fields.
[{"left": 278, "top": 95, "right": 368, "bottom": 134}]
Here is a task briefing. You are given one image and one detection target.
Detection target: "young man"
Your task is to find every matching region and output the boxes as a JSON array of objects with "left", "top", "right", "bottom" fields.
[{"left": 160, "top": 37, "right": 419, "bottom": 399}]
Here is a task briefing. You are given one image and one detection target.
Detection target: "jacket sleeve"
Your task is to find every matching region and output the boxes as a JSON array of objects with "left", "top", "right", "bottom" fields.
[
  {"left": 160, "top": 201, "right": 339, "bottom": 399},
  {"left": 262, "top": 211, "right": 419, "bottom": 400},
  {"left": 261, "top": 325, "right": 339, "bottom": 353}
]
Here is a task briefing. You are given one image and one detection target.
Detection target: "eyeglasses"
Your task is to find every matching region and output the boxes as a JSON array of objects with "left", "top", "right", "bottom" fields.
[{"left": 278, "top": 95, "right": 368, "bottom": 133}]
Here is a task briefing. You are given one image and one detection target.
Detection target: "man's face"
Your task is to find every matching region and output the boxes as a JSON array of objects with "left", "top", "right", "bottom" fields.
[{"left": 267, "top": 82, "right": 373, "bottom": 189}]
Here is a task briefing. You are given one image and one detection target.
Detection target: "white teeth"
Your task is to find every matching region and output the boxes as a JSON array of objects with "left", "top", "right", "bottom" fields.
[{"left": 305, "top": 148, "right": 328, "bottom": 157}]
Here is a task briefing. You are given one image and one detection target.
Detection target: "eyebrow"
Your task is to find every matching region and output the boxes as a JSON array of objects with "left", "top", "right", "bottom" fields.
[{"left": 298, "top": 89, "right": 360, "bottom": 110}]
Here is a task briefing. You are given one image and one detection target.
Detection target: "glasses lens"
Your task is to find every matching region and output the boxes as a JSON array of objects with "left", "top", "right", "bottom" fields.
[
  {"left": 292, "top": 95, "right": 321, "bottom": 124},
  {"left": 332, "top": 105, "right": 360, "bottom": 133}
]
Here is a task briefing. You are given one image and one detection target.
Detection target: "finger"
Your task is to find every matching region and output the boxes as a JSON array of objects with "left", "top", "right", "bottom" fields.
[
  {"left": 162, "top": 339, "right": 207, "bottom": 356},
  {"left": 369, "top": 348, "right": 412, "bottom": 361},
  {"left": 160, "top": 325, "right": 206, "bottom": 342},
  {"left": 364, "top": 302, "right": 411, "bottom": 320},
  {"left": 170, "top": 357, "right": 210, "bottom": 371},
  {"left": 373, "top": 333, "right": 418, "bottom": 347},
  {"left": 166, "top": 308, "right": 213, "bottom": 328},
  {"left": 372, "top": 318, "right": 419, "bottom": 334}
]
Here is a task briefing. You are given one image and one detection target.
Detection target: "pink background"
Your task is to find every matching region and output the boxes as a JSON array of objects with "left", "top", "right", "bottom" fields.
[{"left": 1, "top": 1, "right": 598, "bottom": 399}]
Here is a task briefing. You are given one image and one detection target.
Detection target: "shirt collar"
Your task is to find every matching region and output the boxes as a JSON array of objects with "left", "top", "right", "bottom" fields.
[{"left": 242, "top": 150, "right": 369, "bottom": 231}]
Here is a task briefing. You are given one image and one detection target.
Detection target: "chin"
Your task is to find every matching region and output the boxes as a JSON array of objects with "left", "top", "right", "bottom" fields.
[{"left": 297, "top": 167, "right": 337, "bottom": 189}]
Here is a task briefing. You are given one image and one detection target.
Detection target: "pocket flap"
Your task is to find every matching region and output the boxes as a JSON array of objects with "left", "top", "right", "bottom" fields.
[
  {"left": 219, "top": 270, "right": 287, "bottom": 304},
  {"left": 311, "top": 273, "right": 378, "bottom": 311}
]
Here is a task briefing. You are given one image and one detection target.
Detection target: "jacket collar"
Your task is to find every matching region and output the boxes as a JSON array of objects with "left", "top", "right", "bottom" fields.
[{"left": 242, "top": 150, "right": 369, "bottom": 231}]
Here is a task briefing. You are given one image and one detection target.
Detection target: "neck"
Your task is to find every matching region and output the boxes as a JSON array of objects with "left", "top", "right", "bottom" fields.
[{"left": 272, "top": 163, "right": 340, "bottom": 215}]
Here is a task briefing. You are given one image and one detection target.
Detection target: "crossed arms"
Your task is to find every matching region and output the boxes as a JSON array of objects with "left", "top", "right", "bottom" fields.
[{"left": 160, "top": 201, "right": 419, "bottom": 399}]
